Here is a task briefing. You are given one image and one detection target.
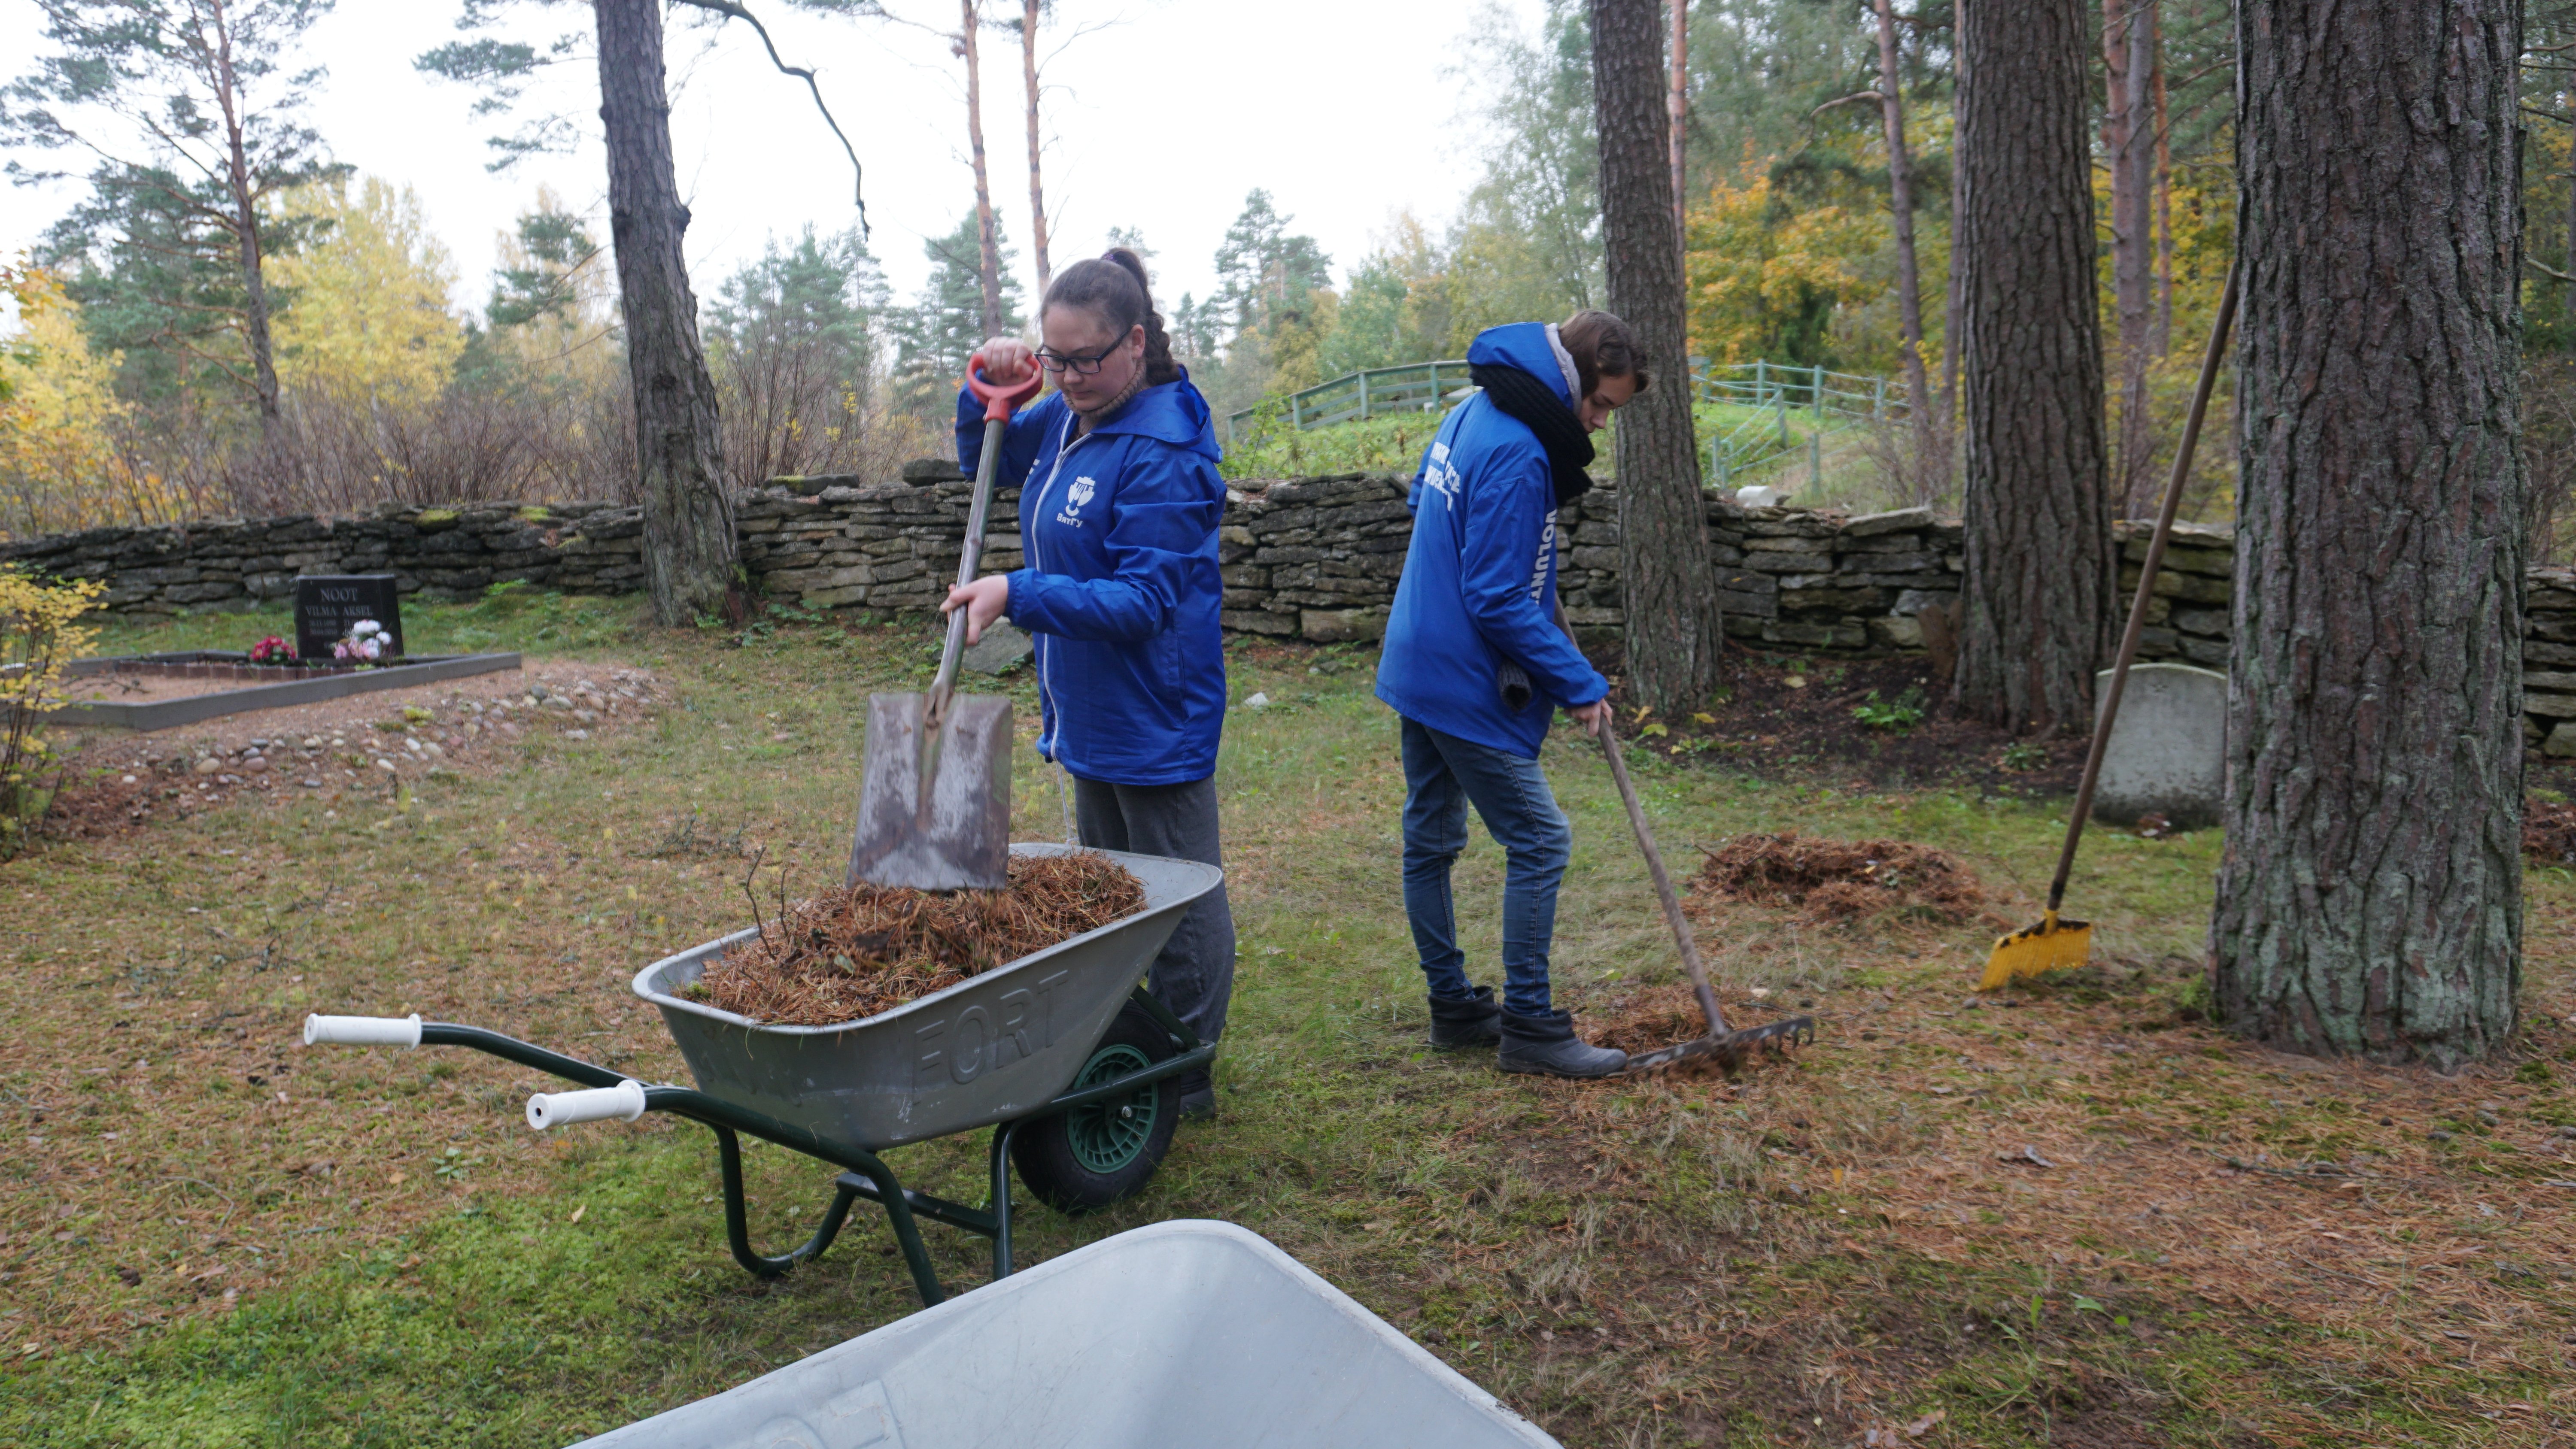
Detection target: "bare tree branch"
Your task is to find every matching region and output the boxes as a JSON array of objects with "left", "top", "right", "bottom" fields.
[
  {"left": 1809, "top": 89, "right": 1886, "bottom": 119},
  {"left": 671, "top": 0, "right": 871, "bottom": 235}
]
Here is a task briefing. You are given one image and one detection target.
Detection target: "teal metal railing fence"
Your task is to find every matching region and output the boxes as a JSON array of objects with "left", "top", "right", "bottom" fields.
[{"left": 1225, "top": 358, "right": 1908, "bottom": 488}]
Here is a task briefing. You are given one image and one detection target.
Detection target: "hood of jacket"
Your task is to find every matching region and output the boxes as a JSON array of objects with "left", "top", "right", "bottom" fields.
[
  {"left": 1465, "top": 323, "right": 1581, "bottom": 410},
  {"left": 1087, "top": 370, "right": 1221, "bottom": 462}
]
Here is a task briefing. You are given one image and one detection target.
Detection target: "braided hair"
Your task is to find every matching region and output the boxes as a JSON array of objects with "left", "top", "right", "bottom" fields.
[{"left": 1042, "top": 247, "right": 1182, "bottom": 387}]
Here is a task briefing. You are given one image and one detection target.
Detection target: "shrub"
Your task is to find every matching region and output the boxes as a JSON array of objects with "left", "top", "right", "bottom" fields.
[{"left": 0, "top": 569, "right": 104, "bottom": 850}]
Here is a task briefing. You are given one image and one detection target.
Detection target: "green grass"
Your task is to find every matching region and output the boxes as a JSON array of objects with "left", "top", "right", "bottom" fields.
[
  {"left": 82, "top": 583, "right": 636, "bottom": 662},
  {"left": 5, "top": 598, "right": 2571, "bottom": 1446},
  {"left": 1220, "top": 397, "right": 1901, "bottom": 512}
]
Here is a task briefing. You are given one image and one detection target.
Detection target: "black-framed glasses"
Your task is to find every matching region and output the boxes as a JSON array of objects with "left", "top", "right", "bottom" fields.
[{"left": 1034, "top": 343, "right": 1119, "bottom": 375}]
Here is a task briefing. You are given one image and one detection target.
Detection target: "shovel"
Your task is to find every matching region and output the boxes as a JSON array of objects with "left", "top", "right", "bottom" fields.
[
  {"left": 1981, "top": 258, "right": 2240, "bottom": 989},
  {"left": 1501, "top": 606, "right": 1814, "bottom": 1072},
  {"left": 847, "top": 358, "right": 1042, "bottom": 892}
]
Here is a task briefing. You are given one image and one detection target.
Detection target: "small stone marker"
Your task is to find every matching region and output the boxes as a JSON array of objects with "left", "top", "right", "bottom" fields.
[
  {"left": 295, "top": 575, "right": 403, "bottom": 661},
  {"left": 961, "top": 621, "right": 1034, "bottom": 676},
  {"left": 2092, "top": 662, "right": 2226, "bottom": 830}
]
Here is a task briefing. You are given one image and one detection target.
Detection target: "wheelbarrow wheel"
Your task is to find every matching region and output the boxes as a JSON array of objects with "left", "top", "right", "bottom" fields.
[{"left": 1010, "top": 999, "right": 1182, "bottom": 1214}]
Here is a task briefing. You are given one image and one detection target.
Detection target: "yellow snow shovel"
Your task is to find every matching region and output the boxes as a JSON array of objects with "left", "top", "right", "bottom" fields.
[
  {"left": 1982, "top": 262, "right": 2239, "bottom": 991},
  {"left": 846, "top": 357, "right": 1041, "bottom": 891}
]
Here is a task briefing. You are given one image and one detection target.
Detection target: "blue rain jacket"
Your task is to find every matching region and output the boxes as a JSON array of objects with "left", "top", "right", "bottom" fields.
[
  {"left": 1374, "top": 323, "right": 1608, "bottom": 758},
  {"left": 955, "top": 374, "right": 1228, "bottom": 785}
]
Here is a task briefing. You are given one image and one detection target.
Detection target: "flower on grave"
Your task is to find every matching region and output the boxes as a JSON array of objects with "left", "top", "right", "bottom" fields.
[
  {"left": 333, "top": 619, "right": 392, "bottom": 665},
  {"left": 248, "top": 635, "right": 296, "bottom": 666}
]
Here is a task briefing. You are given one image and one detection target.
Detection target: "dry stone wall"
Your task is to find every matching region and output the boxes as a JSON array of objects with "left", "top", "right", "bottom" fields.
[
  {"left": 5, "top": 464, "right": 2568, "bottom": 742},
  {"left": 0, "top": 501, "right": 647, "bottom": 610}
]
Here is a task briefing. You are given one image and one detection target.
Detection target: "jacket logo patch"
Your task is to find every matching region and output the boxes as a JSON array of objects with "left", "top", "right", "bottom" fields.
[
  {"left": 1422, "top": 441, "right": 1461, "bottom": 503},
  {"left": 1056, "top": 474, "right": 1097, "bottom": 528}
]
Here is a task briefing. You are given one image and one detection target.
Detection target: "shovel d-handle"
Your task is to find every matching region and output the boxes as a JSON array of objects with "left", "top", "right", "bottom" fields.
[
  {"left": 964, "top": 355, "right": 1043, "bottom": 422},
  {"left": 300, "top": 988, "right": 1212, "bottom": 1307}
]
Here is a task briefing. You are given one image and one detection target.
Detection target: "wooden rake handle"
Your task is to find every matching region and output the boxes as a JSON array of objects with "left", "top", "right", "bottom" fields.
[
  {"left": 2046, "top": 261, "right": 2241, "bottom": 914},
  {"left": 1593, "top": 713, "right": 1729, "bottom": 1036},
  {"left": 1549, "top": 599, "right": 1729, "bottom": 1037}
]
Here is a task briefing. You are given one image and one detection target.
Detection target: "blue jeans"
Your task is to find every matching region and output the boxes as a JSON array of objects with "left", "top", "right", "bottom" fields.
[{"left": 1399, "top": 716, "right": 1572, "bottom": 1018}]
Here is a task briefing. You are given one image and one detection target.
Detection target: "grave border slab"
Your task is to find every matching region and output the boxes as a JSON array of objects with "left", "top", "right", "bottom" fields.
[{"left": 56, "top": 652, "right": 523, "bottom": 732}]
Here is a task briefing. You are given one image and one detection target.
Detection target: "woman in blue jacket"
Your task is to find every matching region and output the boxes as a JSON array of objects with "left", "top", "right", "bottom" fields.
[
  {"left": 1375, "top": 313, "right": 1645, "bottom": 1078},
  {"left": 942, "top": 248, "right": 1234, "bottom": 1120}
]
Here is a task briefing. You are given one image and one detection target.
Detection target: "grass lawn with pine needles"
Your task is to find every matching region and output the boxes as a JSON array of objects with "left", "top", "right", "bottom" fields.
[{"left": 3, "top": 597, "right": 2573, "bottom": 1446}]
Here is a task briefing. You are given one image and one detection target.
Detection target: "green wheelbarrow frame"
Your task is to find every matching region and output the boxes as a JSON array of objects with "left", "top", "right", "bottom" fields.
[{"left": 310, "top": 986, "right": 1210, "bottom": 1307}]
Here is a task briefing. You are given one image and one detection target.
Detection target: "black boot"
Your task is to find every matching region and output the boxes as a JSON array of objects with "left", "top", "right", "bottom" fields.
[
  {"left": 1428, "top": 986, "right": 1503, "bottom": 1049},
  {"left": 1175, "top": 1067, "right": 1216, "bottom": 1122},
  {"left": 1499, "top": 1008, "right": 1628, "bottom": 1079}
]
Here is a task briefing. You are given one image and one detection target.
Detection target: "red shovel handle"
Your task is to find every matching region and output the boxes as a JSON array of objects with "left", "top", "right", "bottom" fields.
[{"left": 965, "top": 353, "right": 1043, "bottom": 422}]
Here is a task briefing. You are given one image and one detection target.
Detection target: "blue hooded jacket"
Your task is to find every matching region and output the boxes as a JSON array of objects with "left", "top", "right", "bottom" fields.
[
  {"left": 956, "top": 374, "right": 1228, "bottom": 785},
  {"left": 1374, "top": 323, "right": 1609, "bottom": 758}
]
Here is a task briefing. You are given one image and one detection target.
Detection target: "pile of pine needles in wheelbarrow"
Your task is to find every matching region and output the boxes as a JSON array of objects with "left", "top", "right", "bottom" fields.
[{"left": 693, "top": 849, "right": 1146, "bottom": 1027}]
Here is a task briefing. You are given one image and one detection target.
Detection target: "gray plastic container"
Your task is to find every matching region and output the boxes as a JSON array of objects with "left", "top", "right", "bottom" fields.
[
  {"left": 631, "top": 843, "right": 1221, "bottom": 1152},
  {"left": 574, "top": 1219, "right": 1561, "bottom": 1449}
]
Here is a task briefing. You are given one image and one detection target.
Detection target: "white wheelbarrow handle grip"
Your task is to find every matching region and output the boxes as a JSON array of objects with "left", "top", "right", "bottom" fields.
[
  {"left": 526, "top": 1079, "right": 647, "bottom": 1131},
  {"left": 304, "top": 1013, "right": 422, "bottom": 1047}
]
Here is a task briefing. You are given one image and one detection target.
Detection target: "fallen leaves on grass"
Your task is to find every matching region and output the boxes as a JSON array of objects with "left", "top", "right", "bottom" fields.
[
  {"left": 695, "top": 852, "right": 1145, "bottom": 1026},
  {"left": 1695, "top": 832, "right": 1985, "bottom": 924},
  {"left": 2524, "top": 798, "right": 2576, "bottom": 865}
]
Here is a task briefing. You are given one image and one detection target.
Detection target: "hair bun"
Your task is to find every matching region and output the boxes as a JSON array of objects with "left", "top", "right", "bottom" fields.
[{"left": 1101, "top": 246, "right": 1151, "bottom": 290}]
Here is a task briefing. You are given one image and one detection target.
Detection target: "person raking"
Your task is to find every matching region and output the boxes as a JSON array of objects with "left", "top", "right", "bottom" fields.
[
  {"left": 1375, "top": 313, "right": 1646, "bottom": 1079},
  {"left": 941, "top": 247, "right": 1236, "bottom": 1122}
]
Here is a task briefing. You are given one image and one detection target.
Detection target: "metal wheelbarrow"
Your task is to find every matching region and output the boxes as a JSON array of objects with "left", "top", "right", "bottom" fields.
[
  {"left": 574, "top": 1219, "right": 1562, "bottom": 1448},
  {"left": 305, "top": 843, "right": 1222, "bottom": 1306}
]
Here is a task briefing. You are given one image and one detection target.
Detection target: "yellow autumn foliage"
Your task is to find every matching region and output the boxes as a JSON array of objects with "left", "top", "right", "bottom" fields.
[
  {"left": 1683, "top": 165, "right": 1889, "bottom": 366},
  {"left": 0, "top": 567, "right": 103, "bottom": 843},
  {"left": 269, "top": 177, "right": 466, "bottom": 408},
  {"left": 0, "top": 265, "right": 192, "bottom": 536}
]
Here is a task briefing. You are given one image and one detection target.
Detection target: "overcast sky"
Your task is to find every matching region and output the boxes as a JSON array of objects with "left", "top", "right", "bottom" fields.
[{"left": 1, "top": 0, "right": 1551, "bottom": 327}]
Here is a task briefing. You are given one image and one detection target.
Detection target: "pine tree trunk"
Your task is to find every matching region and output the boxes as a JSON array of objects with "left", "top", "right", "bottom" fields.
[
  {"left": 1937, "top": 3, "right": 1965, "bottom": 447},
  {"left": 1665, "top": 0, "right": 1687, "bottom": 235},
  {"left": 1872, "top": 0, "right": 1932, "bottom": 496},
  {"left": 960, "top": 0, "right": 1004, "bottom": 340},
  {"left": 1022, "top": 0, "right": 1050, "bottom": 293},
  {"left": 1951, "top": 0, "right": 2113, "bottom": 736},
  {"left": 2150, "top": 19, "right": 2173, "bottom": 356},
  {"left": 207, "top": 12, "right": 282, "bottom": 444},
  {"left": 595, "top": 0, "right": 738, "bottom": 626},
  {"left": 2104, "top": 0, "right": 2159, "bottom": 518},
  {"left": 2213, "top": 0, "right": 2524, "bottom": 1068},
  {"left": 1590, "top": 0, "right": 1722, "bottom": 715}
]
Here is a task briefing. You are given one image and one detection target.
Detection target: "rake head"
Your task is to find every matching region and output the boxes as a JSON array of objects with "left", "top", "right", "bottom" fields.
[
  {"left": 1623, "top": 1015, "right": 1817, "bottom": 1075},
  {"left": 1978, "top": 909, "right": 2091, "bottom": 991}
]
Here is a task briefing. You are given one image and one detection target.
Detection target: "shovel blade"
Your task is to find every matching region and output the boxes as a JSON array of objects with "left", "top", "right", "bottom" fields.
[{"left": 848, "top": 691, "right": 1013, "bottom": 891}]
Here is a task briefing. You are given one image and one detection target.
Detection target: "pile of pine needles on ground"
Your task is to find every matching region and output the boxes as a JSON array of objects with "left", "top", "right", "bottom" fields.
[
  {"left": 692, "top": 852, "right": 1146, "bottom": 1026},
  {"left": 1694, "top": 831, "right": 1985, "bottom": 924}
]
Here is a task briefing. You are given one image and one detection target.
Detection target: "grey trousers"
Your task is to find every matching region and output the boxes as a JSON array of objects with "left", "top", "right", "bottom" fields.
[{"left": 1072, "top": 774, "right": 1236, "bottom": 1052}]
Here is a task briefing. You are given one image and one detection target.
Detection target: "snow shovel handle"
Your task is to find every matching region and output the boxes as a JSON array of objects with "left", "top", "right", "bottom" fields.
[{"left": 2049, "top": 261, "right": 2240, "bottom": 913}]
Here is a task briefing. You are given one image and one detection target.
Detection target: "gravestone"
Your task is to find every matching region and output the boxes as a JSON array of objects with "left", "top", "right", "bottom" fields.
[
  {"left": 961, "top": 620, "right": 1035, "bottom": 676},
  {"left": 2092, "top": 662, "right": 2226, "bottom": 829},
  {"left": 295, "top": 575, "right": 404, "bottom": 662}
]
